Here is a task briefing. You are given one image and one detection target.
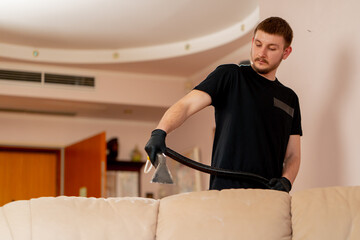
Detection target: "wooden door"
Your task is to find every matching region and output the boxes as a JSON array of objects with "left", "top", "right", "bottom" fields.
[
  {"left": 64, "top": 132, "right": 106, "bottom": 198},
  {"left": 0, "top": 148, "right": 60, "bottom": 206}
]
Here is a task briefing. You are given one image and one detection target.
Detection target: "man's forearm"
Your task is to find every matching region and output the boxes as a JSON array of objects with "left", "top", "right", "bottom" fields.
[
  {"left": 282, "top": 155, "right": 300, "bottom": 184},
  {"left": 282, "top": 134, "right": 301, "bottom": 185},
  {"left": 156, "top": 90, "right": 212, "bottom": 134},
  {"left": 157, "top": 101, "right": 189, "bottom": 134}
]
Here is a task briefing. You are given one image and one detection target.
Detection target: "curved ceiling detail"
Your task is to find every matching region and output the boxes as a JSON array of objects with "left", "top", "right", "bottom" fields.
[{"left": 0, "top": 0, "right": 259, "bottom": 64}]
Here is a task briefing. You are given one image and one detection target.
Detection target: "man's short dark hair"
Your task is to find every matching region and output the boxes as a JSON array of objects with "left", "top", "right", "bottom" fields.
[{"left": 254, "top": 17, "right": 293, "bottom": 48}]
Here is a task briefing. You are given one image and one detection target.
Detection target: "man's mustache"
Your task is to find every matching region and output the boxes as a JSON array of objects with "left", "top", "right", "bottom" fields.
[{"left": 255, "top": 58, "right": 269, "bottom": 64}]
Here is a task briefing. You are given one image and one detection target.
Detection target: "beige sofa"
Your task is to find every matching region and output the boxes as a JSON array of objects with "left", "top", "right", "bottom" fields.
[{"left": 1, "top": 186, "right": 359, "bottom": 240}]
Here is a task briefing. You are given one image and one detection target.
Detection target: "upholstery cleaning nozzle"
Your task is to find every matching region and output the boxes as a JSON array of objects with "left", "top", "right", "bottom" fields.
[{"left": 150, "top": 153, "right": 174, "bottom": 184}]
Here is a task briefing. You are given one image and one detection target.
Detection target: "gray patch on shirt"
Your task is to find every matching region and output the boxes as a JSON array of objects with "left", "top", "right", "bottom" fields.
[{"left": 274, "top": 97, "right": 294, "bottom": 117}]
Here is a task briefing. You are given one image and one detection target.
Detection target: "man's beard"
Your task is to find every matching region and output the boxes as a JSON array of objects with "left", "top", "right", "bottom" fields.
[
  {"left": 250, "top": 47, "right": 284, "bottom": 75},
  {"left": 252, "top": 57, "right": 282, "bottom": 75}
]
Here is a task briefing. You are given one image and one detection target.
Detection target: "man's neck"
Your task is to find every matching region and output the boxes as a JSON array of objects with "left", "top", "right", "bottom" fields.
[
  {"left": 250, "top": 65, "right": 277, "bottom": 81},
  {"left": 259, "top": 72, "right": 276, "bottom": 81}
]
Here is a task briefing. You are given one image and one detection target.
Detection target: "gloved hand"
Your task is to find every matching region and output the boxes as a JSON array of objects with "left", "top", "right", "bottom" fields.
[
  {"left": 268, "top": 177, "right": 292, "bottom": 192},
  {"left": 144, "top": 129, "right": 167, "bottom": 167}
]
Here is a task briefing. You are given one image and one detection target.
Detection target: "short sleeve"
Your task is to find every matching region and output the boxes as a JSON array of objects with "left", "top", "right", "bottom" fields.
[{"left": 194, "top": 64, "right": 238, "bottom": 107}]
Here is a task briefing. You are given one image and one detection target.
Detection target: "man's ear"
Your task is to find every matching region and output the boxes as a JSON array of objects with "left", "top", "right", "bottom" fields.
[{"left": 282, "top": 46, "right": 292, "bottom": 60}]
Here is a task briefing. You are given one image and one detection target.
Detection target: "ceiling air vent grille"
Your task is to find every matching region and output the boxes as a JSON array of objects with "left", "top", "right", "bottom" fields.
[
  {"left": 0, "top": 69, "right": 41, "bottom": 83},
  {"left": 44, "top": 73, "right": 95, "bottom": 87},
  {"left": 0, "top": 107, "right": 76, "bottom": 116}
]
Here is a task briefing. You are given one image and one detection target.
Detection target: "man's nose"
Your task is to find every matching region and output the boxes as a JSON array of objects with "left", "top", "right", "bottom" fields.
[{"left": 258, "top": 47, "right": 267, "bottom": 57}]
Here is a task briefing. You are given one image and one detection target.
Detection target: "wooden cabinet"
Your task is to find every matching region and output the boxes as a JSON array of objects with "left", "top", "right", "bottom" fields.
[{"left": 106, "top": 161, "right": 145, "bottom": 197}]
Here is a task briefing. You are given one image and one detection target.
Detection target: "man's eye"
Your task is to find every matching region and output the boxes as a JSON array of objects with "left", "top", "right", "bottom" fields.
[{"left": 269, "top": 48, "right": 277, "bottom": 51}]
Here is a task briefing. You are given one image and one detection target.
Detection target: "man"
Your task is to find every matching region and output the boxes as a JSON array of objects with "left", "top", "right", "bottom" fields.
[{"left": 145, "top": 17, "right": 302, "bottom": 192}]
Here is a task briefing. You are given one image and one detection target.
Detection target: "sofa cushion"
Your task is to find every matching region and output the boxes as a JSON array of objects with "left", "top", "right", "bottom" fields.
[
  {"left": 29, "top": 196, "right": 159, "bottom": 240},
  {"left": 156, "top": 189, "right": 292, "bottom": 240},
  {"left": 291, "top": 186, "right": 360, "bottom": 240}
]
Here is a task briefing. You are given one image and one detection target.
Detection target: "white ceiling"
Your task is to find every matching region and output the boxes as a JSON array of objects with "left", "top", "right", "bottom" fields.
[
  {"left": 0, "top": 0, "right": 258, "bottom": 121},
  {"left": 0, "top": 0, "right": 258, "bottom": 76},
  {"left": 1, "top": 0, "right": 257, "bottom": 49}
]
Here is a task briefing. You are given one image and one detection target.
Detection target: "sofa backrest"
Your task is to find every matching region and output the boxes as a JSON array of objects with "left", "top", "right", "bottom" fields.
[
  {"left": 3, "top": 187, "right": 359, "bottom": 240},
  {"left": 156, "top": 189, "right": 292, "bottom": 240},
  {"left": 291, "top": 186, "right": 360, "bottom": 240},
  {"left": 0, "top": 196, "right": 159, "bottom": 240},
  {"left": 0, "top": 200, "right": 31, "bottom": 240}
]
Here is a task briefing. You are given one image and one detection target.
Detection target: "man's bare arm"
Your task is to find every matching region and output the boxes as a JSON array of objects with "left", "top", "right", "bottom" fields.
[
  {"left": 157, "top": 89, "right": 211, "bottom": 133},
  {"left": 282, "top": 134, "right": 301, "bottom": 184}
]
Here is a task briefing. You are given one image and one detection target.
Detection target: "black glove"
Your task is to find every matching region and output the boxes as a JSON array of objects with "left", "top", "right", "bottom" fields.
[
  {"left": 144, "top": 129, "right": 167, "bottom": 167},
  {"left": 268, "top": 177, "right": 292, "bottom": 192}
]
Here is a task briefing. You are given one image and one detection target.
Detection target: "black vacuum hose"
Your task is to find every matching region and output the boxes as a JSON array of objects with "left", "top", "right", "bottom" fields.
[{"left": 165, "top": 147, "right": 271, "bottom": 189}]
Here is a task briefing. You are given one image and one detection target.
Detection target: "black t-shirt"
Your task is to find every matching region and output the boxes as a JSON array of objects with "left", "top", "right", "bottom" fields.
[{"left": 194, "top": 64, "right": 302, "bottom": 190}]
